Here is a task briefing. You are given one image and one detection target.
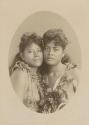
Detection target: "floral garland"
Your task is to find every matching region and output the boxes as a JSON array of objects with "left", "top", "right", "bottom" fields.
[{"left": 37, "top": 66, "right": 77, "bottom": 113}]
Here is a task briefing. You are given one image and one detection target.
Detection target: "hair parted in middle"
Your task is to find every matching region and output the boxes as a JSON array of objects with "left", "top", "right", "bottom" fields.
[{"left": 43, "top": 28, "right": 69, "bottom": 50}]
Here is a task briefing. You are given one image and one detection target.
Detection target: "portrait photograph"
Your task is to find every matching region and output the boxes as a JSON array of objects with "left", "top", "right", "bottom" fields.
[
  {"left": 8, "top": 11, "right": 81, "bottom": 113},
  {"left": 0, "top": 0, "right": 89, "bottom": 125}
]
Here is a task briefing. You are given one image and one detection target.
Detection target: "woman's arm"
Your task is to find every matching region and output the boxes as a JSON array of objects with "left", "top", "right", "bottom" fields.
[{"left": 11, "top": 70, "right": 27, "bottom": 101}]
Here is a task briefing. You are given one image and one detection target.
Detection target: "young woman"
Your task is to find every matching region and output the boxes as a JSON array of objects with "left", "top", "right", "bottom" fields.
[
  {"left": 39, "top": 29, "right": 79, "bottom": 113},
  {"left": 9, "top": 32, "right": 44, "bottom": 112}
]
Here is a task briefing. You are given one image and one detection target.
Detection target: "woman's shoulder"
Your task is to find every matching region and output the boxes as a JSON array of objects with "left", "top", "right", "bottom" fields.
[
  {"left": 11, "top": 67, "right": 31, "bottom": 94},
  {"left": 61, "top": 63, "right": 80, "bottom": 91},
  {"left": 59, "top": 63, "right": 79, "bottom": 86},
  {"left": 65, "top": 63, "right": 79, "bottom": 78},
  {"left": 11, "top": 69, "right": 29, "bottom": 101},
  {"left": 61, "top": 54, "right": 80, "bottom": 78},
  {"left": 10, "top": 60, "right": 31, "bottom": 75},
  {"left": 11, "top": 69, "right": 29, "bottom": 87},
  {"left": 11, "top": 69, "right": 27, "bottom": 79},
  {"left": 10, "top": 60, "right": 32, "bottom": 86}
]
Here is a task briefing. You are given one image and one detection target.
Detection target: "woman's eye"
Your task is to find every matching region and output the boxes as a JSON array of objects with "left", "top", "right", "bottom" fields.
[
  {"left": 53, "top": 47, "right": 59, "bottom": 51},
  {"left": 37, "top": 49, "right": 42, "bottom": 52},
  {"left": 28, "top": 51, "right": 33, "bottom": 53},
  {"left": 45, "top": 47, "right": 49, "bottom": 51}
]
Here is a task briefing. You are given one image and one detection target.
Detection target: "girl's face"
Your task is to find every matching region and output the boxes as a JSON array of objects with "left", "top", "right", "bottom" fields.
[
  {"left": 21, "top": 43, "right": 43, "bottom": 67},
  {"left": 44, "top": 40, "right": 64, "bottom": 66}
]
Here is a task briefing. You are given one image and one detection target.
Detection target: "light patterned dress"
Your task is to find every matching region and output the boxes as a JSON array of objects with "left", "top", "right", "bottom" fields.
[
  {"left": 38, "top": 63, "right": 79, "bottom": 113},
  {"left": 10, "top": 59, "right": 43, "bottom": 112}
]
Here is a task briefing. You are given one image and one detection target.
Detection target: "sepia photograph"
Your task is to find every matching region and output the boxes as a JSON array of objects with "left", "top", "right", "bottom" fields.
[
  {"left": 0, "top": 0, "right": 89, "bottom": 125},
  {"left": 8, "top": 11, "right": 81, "bottom": 113}
]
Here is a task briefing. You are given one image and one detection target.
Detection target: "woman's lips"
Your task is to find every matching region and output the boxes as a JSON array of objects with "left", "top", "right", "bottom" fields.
[
  {"left": 34, "top": 58, "right": 41, "bottom": 61},
  {"left": 47, "top": 57, "right": 55, "bottom": 60}
]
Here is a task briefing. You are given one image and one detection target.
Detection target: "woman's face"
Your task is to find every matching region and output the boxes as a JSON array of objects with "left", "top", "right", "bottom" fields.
[
  {"left": 21, "top": 43, "right": 43, "bottom": 67},
  {"left": 44, "top": 40, "right": 64, "bottom": 66}
]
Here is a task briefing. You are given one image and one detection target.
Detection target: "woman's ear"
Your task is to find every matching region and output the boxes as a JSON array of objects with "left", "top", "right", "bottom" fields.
[
  {"left": 62, "top": 50, "right": 65, "bottom": 58},
  {"left": 20, "top": 53, "right": 24, "bottom": 60}
]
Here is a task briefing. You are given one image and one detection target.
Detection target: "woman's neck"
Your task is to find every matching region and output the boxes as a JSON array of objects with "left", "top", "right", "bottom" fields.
[{"left": 48, "top": 62, "right": 66, "bottom": 75}]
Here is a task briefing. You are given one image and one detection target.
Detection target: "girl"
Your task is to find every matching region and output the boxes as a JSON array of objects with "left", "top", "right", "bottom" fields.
[
  {"left": 39, "top": 29, "right": 79, "bottom": 113},
  {"left": 9, "top": 32, "right": 43, "bottom": 112}
]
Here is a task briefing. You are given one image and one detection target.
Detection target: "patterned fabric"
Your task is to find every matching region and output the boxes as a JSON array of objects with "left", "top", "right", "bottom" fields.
[
  {"left": 38, "top": 63, "right": 78, "bottom": 113},
  {"left": 10, "top": 58, "right": 78, "bottom": 113}
]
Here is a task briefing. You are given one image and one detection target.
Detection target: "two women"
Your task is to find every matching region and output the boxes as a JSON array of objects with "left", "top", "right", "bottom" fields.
[{"left": 9, "top": 29, "right": 78, "bottom": 113}]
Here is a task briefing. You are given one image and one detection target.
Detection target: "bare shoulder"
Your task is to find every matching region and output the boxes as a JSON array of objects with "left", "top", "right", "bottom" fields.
[
  {"left": 11, "top": 69, "right": 30, "bottom": 91},
  {"left": 65, "top": 63, "right": 80, "bottom": 79},
  {"left": 11, "top": 69, "right": 27, "bottom": 82},
  {"left": 11, "top": 69, "right": 31, "bottom": 100}
]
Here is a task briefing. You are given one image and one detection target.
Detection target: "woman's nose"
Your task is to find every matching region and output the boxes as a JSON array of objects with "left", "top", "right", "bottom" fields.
[
  {"left": 34, "top": 51, "right": 39, "bottom": 57},
  {"left": 48, "top": 48, "right": 54, "bottom": 55}
]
